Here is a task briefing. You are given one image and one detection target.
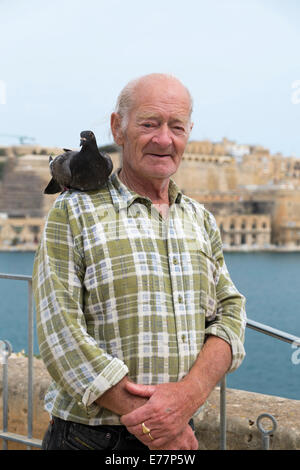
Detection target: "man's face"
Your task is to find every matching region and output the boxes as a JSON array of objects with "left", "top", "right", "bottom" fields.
[{"left": 113, "top": 78, "right": 193, "bottom": 182}]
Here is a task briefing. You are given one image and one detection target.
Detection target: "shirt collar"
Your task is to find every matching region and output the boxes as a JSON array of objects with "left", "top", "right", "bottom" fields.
[{"left": 109, "top": 169, "right": 183, "bottom": 212}]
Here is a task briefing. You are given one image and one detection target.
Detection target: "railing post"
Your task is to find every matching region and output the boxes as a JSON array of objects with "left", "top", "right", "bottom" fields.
[
  {"left": 0, "top": 340, "right": 12, "bottom": 450},
  {"left": 0, "top": 273, "right": 42, "bottom": 449},
  {"left": 27, "top": 279, "right": 34, "bottom": 447},
  {"left": 220, "top": 375, "right": 227, "bottom": 450}
]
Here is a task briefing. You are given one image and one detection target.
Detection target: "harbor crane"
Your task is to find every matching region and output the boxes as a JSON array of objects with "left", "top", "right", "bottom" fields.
[{"left": 0, "top": 134, "right": 36, "bottom": 145}]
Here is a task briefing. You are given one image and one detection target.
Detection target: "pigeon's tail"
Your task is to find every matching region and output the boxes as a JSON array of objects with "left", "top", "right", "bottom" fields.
[{"left": 44, "top": 177, "right": 62, "bottom": 194}]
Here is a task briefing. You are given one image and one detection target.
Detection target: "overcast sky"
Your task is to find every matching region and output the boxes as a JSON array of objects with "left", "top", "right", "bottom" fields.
[{"left": 1, "top": 0, "right": 300, "bottom": 156}]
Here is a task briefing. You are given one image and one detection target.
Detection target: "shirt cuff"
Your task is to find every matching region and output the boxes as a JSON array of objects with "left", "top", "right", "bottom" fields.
[
  {"left": 81, "top": 357, "right": 129, "bottom": 415},
  {"left": 205, "top": 323, "right": 246, "bottom": 373}
]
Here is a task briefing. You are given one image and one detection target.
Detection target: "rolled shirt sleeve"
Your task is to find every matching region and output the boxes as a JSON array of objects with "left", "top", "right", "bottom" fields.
[
  {"left": 33, "top": 201, "right": 128, "bottom": 417},
  {"left": 204, "top": 210, "right": 247, "bottom": 373}
]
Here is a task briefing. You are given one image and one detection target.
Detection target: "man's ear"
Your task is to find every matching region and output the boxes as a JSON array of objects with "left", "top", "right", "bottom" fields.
[{"left": 111, "top": 112, "right": 124, "bottom": 146}]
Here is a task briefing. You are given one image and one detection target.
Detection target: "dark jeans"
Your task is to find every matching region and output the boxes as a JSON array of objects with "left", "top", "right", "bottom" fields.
[{"left": 42, "top": 416, "right": 194, "bottom": 451}]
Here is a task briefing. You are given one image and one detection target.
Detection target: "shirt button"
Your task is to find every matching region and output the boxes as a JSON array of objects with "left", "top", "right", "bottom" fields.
[
  {"left": 173, "top": 257, "right": 178, "bottom": 264},
  {"left": 178, "top": 295, "right": 183, "bottom": 303},
  {"left": 182, "top": 334, "right": 187, "bottom": 343}
]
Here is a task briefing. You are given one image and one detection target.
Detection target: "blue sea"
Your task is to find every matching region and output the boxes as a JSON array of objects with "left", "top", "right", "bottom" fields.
[{"left": 0, "top": 251, "right": 300, "bottom": 401}]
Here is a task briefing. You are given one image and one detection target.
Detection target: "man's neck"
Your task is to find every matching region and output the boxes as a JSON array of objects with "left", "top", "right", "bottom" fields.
[
  {"left": 119, "top": 168, "right": 170, "bottom": 205},
  {"left": 119, "top": 168, "right": 171, "bottom": 218}
]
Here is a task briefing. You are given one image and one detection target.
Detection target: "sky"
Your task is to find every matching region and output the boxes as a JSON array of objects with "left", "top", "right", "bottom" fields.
[{"left": 0, "top": 0, "right": 300, "bottom": 156}]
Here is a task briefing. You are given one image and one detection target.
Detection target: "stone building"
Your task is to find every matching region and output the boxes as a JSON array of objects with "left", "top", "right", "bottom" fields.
[
  {"left": 0, "top": 154, "right": 57, "bottom": 218},
  {"left": 215, "top": 214, "right": 271, "bottom": 248},
  {"left": 175, "top": 153, "right": 238, "bottom": 195},
  {"left": 0, "top": 215, "right": 44, "bottom": 249},
  {"left": 1, "top": 139, "right": 300, "bottom": 250},
  {"left": 277, "top": 222, "right": 300, "bottom": 247},
  {"left": 172, "top": 139, "right": 300, "bottom": 249},
  {"left": 0, "top": 146, "right": 121, "bottom": 249}
]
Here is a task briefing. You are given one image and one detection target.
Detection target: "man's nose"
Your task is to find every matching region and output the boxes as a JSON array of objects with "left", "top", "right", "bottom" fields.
[{"left": 151, "top": 124, "right": 173, "bottom": 147}]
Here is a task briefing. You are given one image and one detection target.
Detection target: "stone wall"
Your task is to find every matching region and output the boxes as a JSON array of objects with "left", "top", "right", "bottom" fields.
[
  {"left": 0, "top": 151, "right": 121, "bottom": 249},
  {"left": 0, "top": 154, "right": 57, "bottom": 217},
  {"left": 1, "top": 356, "right": 300, "bottom": 450},
  {"left": 0, "top": 151, "right": 121, "bottom": 218},
  {"left": 2, "top": 141, "right": 300, "bottom": 249}
]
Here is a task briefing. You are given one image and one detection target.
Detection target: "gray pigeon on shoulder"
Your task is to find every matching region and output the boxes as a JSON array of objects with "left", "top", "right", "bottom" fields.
[{"left": 44, "top": 130, "right": 113, "bottom": 194}]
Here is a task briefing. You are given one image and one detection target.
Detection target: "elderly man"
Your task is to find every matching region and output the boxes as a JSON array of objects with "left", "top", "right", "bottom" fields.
[{"left": 33, "top": 73, "right": 246, "bottom": 451}]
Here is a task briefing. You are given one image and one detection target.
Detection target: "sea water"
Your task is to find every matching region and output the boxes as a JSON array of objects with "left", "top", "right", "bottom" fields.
[{"left": 0, "top": 251, "right": 299, "bottom": 400}]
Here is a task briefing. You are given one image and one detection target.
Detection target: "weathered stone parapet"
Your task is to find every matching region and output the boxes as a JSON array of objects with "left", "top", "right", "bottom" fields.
[
  {"left": 1, "top": 356, "right": 300, "bottom": 450},
  {"left": 0, "top": 356, "right": 50, "bottom": 450},
  {"left": 195, "top": 387, "right": 300, "bottom": 450}
]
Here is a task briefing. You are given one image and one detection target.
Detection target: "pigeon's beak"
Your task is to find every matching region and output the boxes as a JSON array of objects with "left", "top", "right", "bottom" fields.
[{"left": 80, "top": 137, "right": 87, "bottom": 146}]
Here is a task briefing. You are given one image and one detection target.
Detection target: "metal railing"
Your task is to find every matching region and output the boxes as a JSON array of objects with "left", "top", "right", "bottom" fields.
[
  {"left": 1, "top": 272, "right": 300, "bottom": 450},
  {"left": 219, "top": 318, "right": 300, "bottom": 450},
  {"left": 0, "top": 273, "right": 42, "bottom": 449}
]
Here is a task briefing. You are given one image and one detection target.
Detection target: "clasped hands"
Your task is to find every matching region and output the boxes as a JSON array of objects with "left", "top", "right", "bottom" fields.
[{"left": 120, "top": 381, "right": 199, "bottom": 450}]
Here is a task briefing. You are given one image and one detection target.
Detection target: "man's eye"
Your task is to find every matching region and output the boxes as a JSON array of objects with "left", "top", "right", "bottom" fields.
[
  {"left": 142, "top": 123, "right": 154, "bottom": 128},
  {"left": 173, "top": 126, "right": 185, "bottom": 133}
]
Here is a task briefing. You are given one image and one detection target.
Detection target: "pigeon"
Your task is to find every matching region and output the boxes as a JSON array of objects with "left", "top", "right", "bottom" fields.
[{"left": 44, "top": 130, "right": 113, "bottom": 194}]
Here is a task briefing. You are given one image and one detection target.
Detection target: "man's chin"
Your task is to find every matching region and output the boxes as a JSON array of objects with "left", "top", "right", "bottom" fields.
[
  {"left": 144, "top": 169, "right": 176, "bottom": 180},
  {"left": 143, "top": 162, "right": 178, "bottom": 180}
]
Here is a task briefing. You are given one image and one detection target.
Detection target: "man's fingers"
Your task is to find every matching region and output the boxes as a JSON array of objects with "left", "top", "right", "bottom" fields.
[
  {"left": 120, "top": 402, "right": 152, "bottom": 427},
  {"left": 126, "top": 421, "right": 198, "bottom": 450},
  {"left": 120, "top": 383, "right": 157, "bottom": 426}
]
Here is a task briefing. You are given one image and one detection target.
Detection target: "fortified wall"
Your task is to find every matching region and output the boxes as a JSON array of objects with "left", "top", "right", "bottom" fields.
[
  {"left": 172, "top": 139, "right": 300, "bottom": 249},
  {"left": 1, "top": 139, "right": 300, "bottom": 249},
  {"left": 0, "top": 146, "right": 121, "bottom": 249}
]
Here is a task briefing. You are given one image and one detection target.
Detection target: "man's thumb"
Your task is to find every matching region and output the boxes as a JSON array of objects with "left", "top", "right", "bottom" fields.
[{"left": 125, "top": 381, "right": 156, "bottom": 397}]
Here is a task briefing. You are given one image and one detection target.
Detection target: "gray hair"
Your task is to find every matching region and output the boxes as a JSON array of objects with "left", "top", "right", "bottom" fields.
[{"left": 114, "top": 73, "right": 193, "bottom": 132}]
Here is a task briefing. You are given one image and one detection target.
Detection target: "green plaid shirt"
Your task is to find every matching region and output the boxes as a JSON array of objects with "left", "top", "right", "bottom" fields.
[{"left": 33, "top": 170, "right": 246, "bottom": 425}]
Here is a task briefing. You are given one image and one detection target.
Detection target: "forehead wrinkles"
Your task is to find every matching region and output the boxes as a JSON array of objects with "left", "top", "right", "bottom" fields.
[
  {"left": 136, "top": 110, "right": 190, "bottom": 126},
  {"left": 133, "top": 98, "right": 191, "bottom": 123}
]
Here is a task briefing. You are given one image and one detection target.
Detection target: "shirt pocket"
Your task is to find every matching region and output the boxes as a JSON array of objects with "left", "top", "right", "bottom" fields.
[{"left": 197, "top": 247, "right": 219, "bottom": 322}]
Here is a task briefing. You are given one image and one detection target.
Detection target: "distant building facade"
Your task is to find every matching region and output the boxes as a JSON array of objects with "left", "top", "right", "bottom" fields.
[
  {"left": 173, "top": 138, "right": 300, "bottom": 249},
  {"left": 0, "top": 215, "right": 44, "bottom": 249},
  {"left": 215, "top": 214, "right": 271, "bottom": 248}
]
